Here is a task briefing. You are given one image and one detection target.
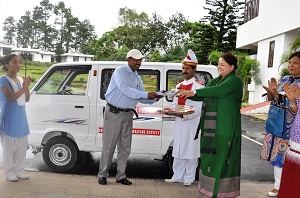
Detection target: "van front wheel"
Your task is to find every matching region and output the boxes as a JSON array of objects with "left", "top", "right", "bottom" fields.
[
  {"left": 43, "top": 137, "right": 78, "bottom": 172},
  {"left": 167, "top": 151, "right": 174, "bottom": 173}
]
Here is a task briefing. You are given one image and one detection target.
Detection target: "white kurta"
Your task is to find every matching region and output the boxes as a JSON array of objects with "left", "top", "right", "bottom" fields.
[{"left": 172, "top": 77, "right": 203, "bottom": 159}]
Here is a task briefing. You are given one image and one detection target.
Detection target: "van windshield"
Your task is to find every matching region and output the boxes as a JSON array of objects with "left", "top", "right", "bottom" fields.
[{"left": 34, "top": 66, "right": 91, "bottom": 95}]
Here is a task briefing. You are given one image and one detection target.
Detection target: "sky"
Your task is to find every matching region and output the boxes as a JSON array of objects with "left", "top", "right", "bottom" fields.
[{"left": 0, "top": 0, "right": 208, "bottom": 39}]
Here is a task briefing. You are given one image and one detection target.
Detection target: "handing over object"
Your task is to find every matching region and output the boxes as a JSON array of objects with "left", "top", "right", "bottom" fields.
[{"left": 176, "top": 89, "right": 195, "bottom": 98}]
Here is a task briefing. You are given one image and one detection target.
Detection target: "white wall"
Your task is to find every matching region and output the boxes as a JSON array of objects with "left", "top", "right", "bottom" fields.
[
  {"left": 79, "top": 57, "right": 85, "bottom": 62},
  {"left": 42, "top": 54, "right": 52, "bottom": 62},
  {"left": 64, "top": 56, "right": 73, "bottom": 62},
  {"left": 61, "top": 55, "right": 93, "bottom": 63},
  {"left": 237, "top": 1, "right": 300, "bottom": 113},
  {"left": 32, "top": 53, "right": 42, "bottom": 62},
  {"left": 237, "top": 0, "right": 300, "bottom": 49},
  {"left": 247, "top": 31, "right": 300, "bottom": 113}
]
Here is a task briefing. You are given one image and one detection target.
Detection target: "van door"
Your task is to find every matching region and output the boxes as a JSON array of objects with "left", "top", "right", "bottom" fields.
[
  {"left": 96, "top": 65, "right": 163, "bottom": 152},
  {"left": 27, "top": 65, "right": 91, "bottom": 141}
]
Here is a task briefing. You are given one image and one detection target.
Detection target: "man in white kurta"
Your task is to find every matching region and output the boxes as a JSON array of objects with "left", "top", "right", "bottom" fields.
[{"left": 165, "top": 49, "right": 203, "bottom": 186}]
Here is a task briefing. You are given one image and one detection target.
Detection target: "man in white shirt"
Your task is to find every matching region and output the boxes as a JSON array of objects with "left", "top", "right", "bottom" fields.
[{"left": 165, "top": 49, "right": 204, "bottom": 186}]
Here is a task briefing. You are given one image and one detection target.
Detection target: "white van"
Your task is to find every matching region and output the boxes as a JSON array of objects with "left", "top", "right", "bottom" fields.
[{"left": 27, "top": 61, "right": 218, "bottom": 172}]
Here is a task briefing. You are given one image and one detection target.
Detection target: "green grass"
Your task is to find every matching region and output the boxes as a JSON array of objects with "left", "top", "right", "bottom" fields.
[{"left": 0, "top": 63, "right": 51, "bottom": 89}]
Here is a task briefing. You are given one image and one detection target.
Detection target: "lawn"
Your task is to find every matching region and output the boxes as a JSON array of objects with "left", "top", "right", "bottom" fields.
[{"left": 0, "top": 61, "right": 52, "bottom": 89}]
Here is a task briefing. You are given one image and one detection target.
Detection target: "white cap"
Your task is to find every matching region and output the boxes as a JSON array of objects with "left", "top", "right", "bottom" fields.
[
  {"left": 126, "top": 49, "right": 144, "bottom": 59},
  {"left": 182, "top": 49, "right": 198, "bottom": 66}
]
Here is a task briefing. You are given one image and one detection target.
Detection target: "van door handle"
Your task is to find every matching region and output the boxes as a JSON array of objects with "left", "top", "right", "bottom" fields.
[{"left": 75, "top": 106, "right": 84, "bottom": 108}]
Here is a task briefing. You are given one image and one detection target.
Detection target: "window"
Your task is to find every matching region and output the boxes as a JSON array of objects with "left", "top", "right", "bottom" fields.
[
  {"left": 35, "top": 66, "right": 91, "bottom": 95},
  {"left": 20, "top": 52, "right": 32, "bottom": 61},
  {"left": 166, "top": 70, "right": 213, "bottom": 102},
  {"left": 3, "top": 48, "right": 11, "bottom": 55},
  {"left": 244, "top": 0, "right": 260, "bottom": 23},
  {"left": 73, "top": 56, "right": 79, "bottom": 62},
  {"left": 268, "top": 40, "right": 275, "bottom": 68},
  {"left": 100, "top": 69, "right": 160, "bottom": 100}
]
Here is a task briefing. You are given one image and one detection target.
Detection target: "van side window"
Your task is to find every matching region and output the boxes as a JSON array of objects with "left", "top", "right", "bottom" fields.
[
  {"left": 100, "top": 69, "right": 115, "bottom": 100},
  {"left": 138, "top": 70, "right": 160, "bottom": 92},
  {"left": 34, "top": 66, "right": 91, "bottom": 95},
  {"left": 166, "top": 70, "right": 213, "bottom": 102},
  {"left": 100, "top": 69, "right": 160, "bottom": 100}
]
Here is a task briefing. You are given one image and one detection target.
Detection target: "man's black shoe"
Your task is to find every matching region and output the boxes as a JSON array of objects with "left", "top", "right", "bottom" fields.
[
  {"left": 98, "top": 177, "right": 107, "bottom": 185},
  {"left": 116, "top": 178, "right": 132, "bottom": 185}
]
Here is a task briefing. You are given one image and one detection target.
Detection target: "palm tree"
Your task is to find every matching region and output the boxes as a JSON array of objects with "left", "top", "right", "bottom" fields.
[
  {"left": 207, "top": 50, "right": 222, "bottom": 65},
  {"left": 208, "top": 51, "right": 261, "bottom": 101},
  {"left": 279, "top": 36, "right": 300, "bottom": 76},
  {"left": 280, "top": 67, "right": 290, "bottom": 79},
  {"left": 235, "top": 52, "right": 261, "bottom": 101}
]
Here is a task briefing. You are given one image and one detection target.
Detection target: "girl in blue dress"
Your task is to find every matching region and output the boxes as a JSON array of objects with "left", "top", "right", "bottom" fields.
[{"left": 0, "top": 54, "right": 31, "bottom": 182}]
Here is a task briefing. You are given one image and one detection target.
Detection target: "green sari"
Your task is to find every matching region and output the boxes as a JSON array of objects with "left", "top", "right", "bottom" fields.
[{"left": 190, "top": 72, "right": 243, "bottom": 198}]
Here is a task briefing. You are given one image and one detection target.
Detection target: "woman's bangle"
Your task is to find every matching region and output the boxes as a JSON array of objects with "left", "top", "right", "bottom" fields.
[{"left": 290, "top": 104, "right": 297, "bottom": 107}]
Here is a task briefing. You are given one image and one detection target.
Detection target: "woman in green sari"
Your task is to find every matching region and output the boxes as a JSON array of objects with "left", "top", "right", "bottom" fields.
[{"left": 176, "top": 53, "right": 243, "bottom": 198}]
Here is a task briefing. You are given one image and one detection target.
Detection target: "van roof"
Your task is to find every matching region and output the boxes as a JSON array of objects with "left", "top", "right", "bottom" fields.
[{"left": 51, "top": 61, "right": 217, "bottom": 70}]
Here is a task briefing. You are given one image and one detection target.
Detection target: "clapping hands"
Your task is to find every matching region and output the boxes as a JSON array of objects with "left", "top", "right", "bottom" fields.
[
  {"left": 262, "top": 77, "right": 279, "bottom": 99},
  {"left": 22, "top": 76, "right": 31, "bottom": 89},
  {"left": 284, "top": 83, "right": 300, "bottom": 100}
]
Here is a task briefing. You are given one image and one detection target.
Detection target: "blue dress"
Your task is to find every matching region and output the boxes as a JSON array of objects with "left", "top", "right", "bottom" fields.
[{"left": 0, "top": 76, "right": 30, "bottom": 138}]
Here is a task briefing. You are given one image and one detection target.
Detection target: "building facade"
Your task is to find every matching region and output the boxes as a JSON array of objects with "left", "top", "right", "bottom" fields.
[
  {"left": 236, "top": 0, "right": 300, "bottom": 112},
  {"left": 0, "top": 41, "right": 94, "bottom": 63}
]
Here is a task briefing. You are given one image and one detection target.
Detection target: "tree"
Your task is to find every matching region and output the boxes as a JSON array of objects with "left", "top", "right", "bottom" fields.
[
  {"left": 53, "top": 1, "right": 72, "bottom": 58},
  {"left": 280, "top": 67, "right": 290, "bottom": 79},
  {"left": 148, "top": 50, "right": 164, "bottom": 62},
  {"left": 90, "top": 31, "right": 117, "bottom": 60},
  {"left": 161, "top": 45, "right": 185, "bottom": 63},
  {"left": 203, "top": 0, "right": 244, "bottom": 52},
  {"left": 207, "top": 50, "right": 222, "bottom": 65},
  {"left": 279, "top": 35, "right": 300, "bottom": 78},
  {"left": 32, "top": 0, "right": 56, "bottom": 50},
  {"left": 185, "top": 22, "right": 217, "bottom": 64},
  {"left": 16, "top": 11, "right": 34, "bottom": 48},
  {"left": 208, "top": 50, "right": 261, "bottom": 101},
  {"left": 113, "top": 7, "right": 150, "bottom": 54},
  {"left": 2, "top": 0, "right": 98, "bottom": 56},
  {"left": 64, "top": 16, "right": 79, "bottom": 53},
  {"left": 148, "top": 13, "right": 168, "bottom": 53},
  {"left": 235, "top": 52, "right": 261, "bottom": 100},
  {"left": 165, "top": 13, "right": 189, "bottom": 53},
  {"left": 280, "top": 35, "right": 300, "bottom": 66},
  {"left": 73, "top": 19, "right": 97, "bottom": 53},
  {"left": 2, "top": 16, "right": 16, "bottom": 44}
]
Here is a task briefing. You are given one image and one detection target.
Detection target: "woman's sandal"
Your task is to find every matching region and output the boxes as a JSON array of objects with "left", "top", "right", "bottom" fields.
[{"left": 266, "top": 191, "right": 278, "bottom": 197}]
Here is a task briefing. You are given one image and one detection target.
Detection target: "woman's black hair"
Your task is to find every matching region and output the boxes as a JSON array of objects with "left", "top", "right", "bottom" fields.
[
  {"left": 220, "top": 53, "right": 238, "bottom": 70},
  {"left": 0, "top": 54, "right": 19, "bottom": 71},
  {"left": 289, "top": 51, "right": 300, "bottom": 60}
]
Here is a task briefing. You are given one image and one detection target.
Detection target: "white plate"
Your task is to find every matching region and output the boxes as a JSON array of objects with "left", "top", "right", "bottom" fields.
[
  {"left": 156, "top": 91, "right": 176, "bottom": 96},
  {"left": 157, "top": 109, "right": 194, "bottom": 115}
]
